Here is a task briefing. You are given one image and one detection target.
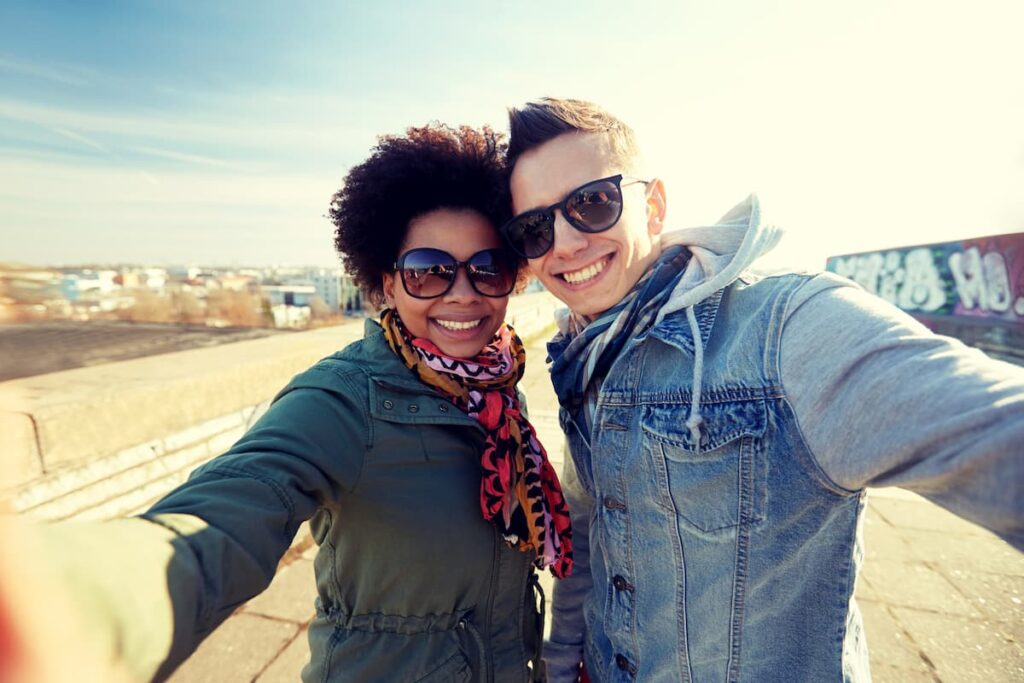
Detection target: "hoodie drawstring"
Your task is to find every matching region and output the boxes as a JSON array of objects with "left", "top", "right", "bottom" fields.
[{"left": 685, "top": 305, "right": 704, "bottom": 449}]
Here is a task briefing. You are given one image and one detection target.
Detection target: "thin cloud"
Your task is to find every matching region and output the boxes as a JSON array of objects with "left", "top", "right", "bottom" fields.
[
  {"left": 0, "top": 56, "right": 92, "bottom": 87},
  {"left": 49, "top": 126, "right": 108, "bottom": 153},
  {"left": 128, "top": 145, "right": 250, "bottom": 172},
  {"left": 136, "top": 170, "right": 160, "bottom": 186},
  {"left": 0, "top": 97, "right": 372, "bottom": 157}
]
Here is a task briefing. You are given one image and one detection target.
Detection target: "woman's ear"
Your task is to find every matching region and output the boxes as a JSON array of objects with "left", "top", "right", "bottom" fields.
[{"left": 382, "top": 272, "right": 396, "bottom": 308}]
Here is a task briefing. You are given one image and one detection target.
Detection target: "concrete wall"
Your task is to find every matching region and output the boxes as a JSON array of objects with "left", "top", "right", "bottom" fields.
[
  {"left": 826, "top": 233, "right": 1024, "bottom": 364},
  {"left": 2, "top": 292, "right": 561, "bottom": 521}
]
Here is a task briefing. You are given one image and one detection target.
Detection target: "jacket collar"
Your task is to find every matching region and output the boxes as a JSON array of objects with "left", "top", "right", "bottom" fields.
[
  {"left": 357, "top": 318, "right": 437, "bottom": 394},
  {"left": 645, "top": 289, "right": 724, "bottom": 356}
]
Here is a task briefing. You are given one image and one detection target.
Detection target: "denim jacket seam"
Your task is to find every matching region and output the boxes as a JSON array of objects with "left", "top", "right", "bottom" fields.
[
  {"left": 726, "top": 438, "right": 756, "bottom": 680},
  {"left": 620, "top": 463, "right": 642, "bottom": 674},
  {"left": 775, "top": 278, "right": 860, "bottom": 497},
  {"left": 601, "top": 387, "right": 785, "bottom": 407}
]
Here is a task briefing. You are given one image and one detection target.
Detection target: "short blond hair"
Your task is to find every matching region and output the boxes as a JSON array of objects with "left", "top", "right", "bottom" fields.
[{"left": 507, "top": 97, "right": 640, "bottom": 171}]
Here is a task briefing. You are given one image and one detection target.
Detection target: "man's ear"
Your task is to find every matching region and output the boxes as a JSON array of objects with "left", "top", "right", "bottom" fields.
[
  {"left": 382, "top": 272, "right": 396, "bottom": 308},
  {"left": 645, "top": 178, "right": 667, "bottom": 237}
]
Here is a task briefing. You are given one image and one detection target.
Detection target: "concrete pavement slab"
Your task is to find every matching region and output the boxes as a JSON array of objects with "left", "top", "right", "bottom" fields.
[
  {"left": 858, "top": 599, "right": 933, "bottom": 675},
  {"left": 854, "top": 572, "right": 883, "bottom": 603},
  {"left": 870, "top": 496, "right": 998, "bottom": 538},
  {"left": 244, "top": 557, "right": 317, "bottom": 623},
  {"left": 941, "top": 567, "right": 1024, "bottom": 627},
  {"left": 861, "top": 508, "right": 914, "bottom": 562},
  {"left": 891, "top": 607, "right": 1024, "bottom": 682},
  {"left": 254, "top": 628, "right": 311, "bottom": 683},
  {"left": 167, "top": 613, "right": 299, "bottom": 683},
  {"left": 870, "top": 664, "right": 938, "bottom": 683},
  {"left": 861, "top": 559, "right": 984, "bottom": 617},
  {"left": 902, "top": 529, "right": 1024, "bottom": 576}
]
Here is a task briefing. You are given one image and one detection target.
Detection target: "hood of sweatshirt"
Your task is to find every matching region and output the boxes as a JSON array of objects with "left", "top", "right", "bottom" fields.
[{"left": 656, "top": 193, "right": 783, "bottom": 325}]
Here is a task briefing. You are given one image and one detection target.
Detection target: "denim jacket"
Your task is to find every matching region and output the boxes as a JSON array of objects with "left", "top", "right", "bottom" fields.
[
  {"left": 553, "top": 272, "right": 866, "bottom": 682},
  {"left": 544, "top": 199, "right": 1024, "bottom": 682}
]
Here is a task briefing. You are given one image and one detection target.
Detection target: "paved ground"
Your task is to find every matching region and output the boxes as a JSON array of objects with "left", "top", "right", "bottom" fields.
[
  {"left": 168, "top": 332, "right": 1024, "bottom": 682},
  {"left": 0, "top": 321, "right": 282, "bottom": 381}
]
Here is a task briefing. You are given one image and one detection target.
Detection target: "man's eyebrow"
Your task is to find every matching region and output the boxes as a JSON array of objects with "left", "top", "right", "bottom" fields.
[{"left": 517, "top": 185, "right": 569, "bottom": 213}]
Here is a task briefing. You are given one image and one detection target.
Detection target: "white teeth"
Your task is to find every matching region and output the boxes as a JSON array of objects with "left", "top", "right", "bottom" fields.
[
  {"left": 561, "top": 258, "right": 607, "bottom": 285},
  {"left": 435, "top": 318, "right": 483, "bottom": 331}
]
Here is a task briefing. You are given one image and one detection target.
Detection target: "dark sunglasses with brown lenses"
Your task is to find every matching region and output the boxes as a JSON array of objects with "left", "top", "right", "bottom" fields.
[
  {"left": 500, "top": 174, "right": 649, "bottom": 259},
  {"left": 393, "top": 247, "right": 518, "bottom": 299}
]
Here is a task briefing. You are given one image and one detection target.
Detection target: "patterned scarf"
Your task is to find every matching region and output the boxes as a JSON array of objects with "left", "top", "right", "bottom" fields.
[
  {"left": 381, "top": 309, "right": 573, "bottom": 578},
  {"left": 549, "top": 245, "right": 691, "bottom": 445}
]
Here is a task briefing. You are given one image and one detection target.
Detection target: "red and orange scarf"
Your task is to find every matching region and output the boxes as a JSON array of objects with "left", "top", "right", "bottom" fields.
[{"left": 381, "top": 309, "right": 572, "bottom": 578}]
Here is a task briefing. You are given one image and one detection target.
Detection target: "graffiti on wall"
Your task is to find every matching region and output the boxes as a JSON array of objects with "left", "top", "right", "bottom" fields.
[{"left": 826, "top": 233, "right": 1024, "bottom": 322}]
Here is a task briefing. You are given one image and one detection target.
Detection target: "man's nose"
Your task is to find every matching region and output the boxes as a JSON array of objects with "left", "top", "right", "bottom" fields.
[{"left": 549, "top": 212, "right": 588, "bottom": 259}]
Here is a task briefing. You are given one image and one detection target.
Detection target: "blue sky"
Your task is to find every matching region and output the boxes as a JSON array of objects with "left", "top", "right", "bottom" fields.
[{"left": 1, "top": 0, "right": 1022, "bottom": 268}]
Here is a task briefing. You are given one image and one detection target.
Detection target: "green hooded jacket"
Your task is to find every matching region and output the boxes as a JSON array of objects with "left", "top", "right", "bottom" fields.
[{"left": 46, "top": 319, "right": 545, "bottom": 682}]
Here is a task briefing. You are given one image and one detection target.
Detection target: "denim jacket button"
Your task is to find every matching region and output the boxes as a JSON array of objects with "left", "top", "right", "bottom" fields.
[
  {"left": 438, "top": 403, "right": 449, "bottom": 412},
  {"left": 612, "top": 575, "right": 635, "bottom": 592},
  {"left": 408, "top": 404, "right": 419, "bottom": 413},
  {"left": 603, "top": 496, "right": 625, "bottom": 511},
  {"left": 382, "top": 400, "right": 394, "bottom": 410}
]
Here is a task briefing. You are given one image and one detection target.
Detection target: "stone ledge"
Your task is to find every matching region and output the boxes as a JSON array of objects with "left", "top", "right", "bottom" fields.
[
  {"left": 10, "top": 404, "right": 266, "bottom": 521},
  {"left": 2, "top": 292, "right": 559, "bottom": 507},
  {"left": 0, "top": 410, "right": 40, "bottom": 488}
]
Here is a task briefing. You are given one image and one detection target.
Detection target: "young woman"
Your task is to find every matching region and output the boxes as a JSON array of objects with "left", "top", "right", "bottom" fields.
[{"left": 3, "top": 124, "right": 571, "bottom": 683}]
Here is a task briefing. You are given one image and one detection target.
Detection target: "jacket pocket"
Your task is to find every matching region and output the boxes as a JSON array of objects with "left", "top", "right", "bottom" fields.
[{"left": 643, "top": 398, "right": 766, "bottom": 534}]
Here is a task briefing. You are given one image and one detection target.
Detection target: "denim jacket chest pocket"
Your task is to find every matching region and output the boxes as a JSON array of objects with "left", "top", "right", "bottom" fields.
[{"left": 641, "top": 397, "right": 767, "bottom": 535}]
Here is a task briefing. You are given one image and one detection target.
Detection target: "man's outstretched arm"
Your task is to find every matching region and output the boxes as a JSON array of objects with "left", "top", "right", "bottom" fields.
[{"left": 780, "top": 275, "right": 1024, "bottom": 548}]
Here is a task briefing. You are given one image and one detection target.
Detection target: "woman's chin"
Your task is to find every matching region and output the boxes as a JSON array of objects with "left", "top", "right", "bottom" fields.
[{"left": 428, "top": 320, "right": 497, "bottom": 358}]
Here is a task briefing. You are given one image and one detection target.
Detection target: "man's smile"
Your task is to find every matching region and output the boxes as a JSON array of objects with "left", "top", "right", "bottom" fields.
[{"left": 557, "top": 254, "right": 612, "bottom": 286}]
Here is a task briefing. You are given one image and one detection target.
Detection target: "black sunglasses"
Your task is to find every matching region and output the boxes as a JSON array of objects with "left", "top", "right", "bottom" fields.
[
  {"left": 393, "top": 247, "right": 517, "bottom": 299},
  {"left": 500, "top": 174, "right": 649, "bottom": 259}
]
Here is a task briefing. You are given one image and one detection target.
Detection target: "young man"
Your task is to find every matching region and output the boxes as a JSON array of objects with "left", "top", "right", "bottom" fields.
[{"left": 502, "top": 97, "right": 1024, "bottom": 682}]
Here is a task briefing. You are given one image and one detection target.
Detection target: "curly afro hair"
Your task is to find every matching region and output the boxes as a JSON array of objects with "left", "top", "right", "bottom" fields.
[{"left": 329, "top": 123, "right": 517, "bottom": 306}]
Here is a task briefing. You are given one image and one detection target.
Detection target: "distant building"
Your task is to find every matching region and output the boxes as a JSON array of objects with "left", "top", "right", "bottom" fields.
[
  {"left": 216, "top": 273, "right": 257, "bottom": 292},
  {"left": 270, "top": 304, "right": 312, "bottom": 329},
  {"left": 826, "top": 232, "right": 1024, "bottom": 365},
  {"left": 142, "top": 268, "right": 168, "bottom": 291},
  {"left": 309, "top": 268, "right": 362, "bottom": 313},
  {"left": 60, "top": 270, "right": 117, "bottom": 301},
  {"left": 262, "top": 284, "right": 317, "bottom": 308}
]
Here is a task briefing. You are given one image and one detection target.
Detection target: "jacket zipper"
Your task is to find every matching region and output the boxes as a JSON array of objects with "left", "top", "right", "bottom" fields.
[
  {"left": 524, "top": 562, "right": 544, "bottom": 682},
  {"left": 480, "top": 528, "right": 499, "bottom": 683}
]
